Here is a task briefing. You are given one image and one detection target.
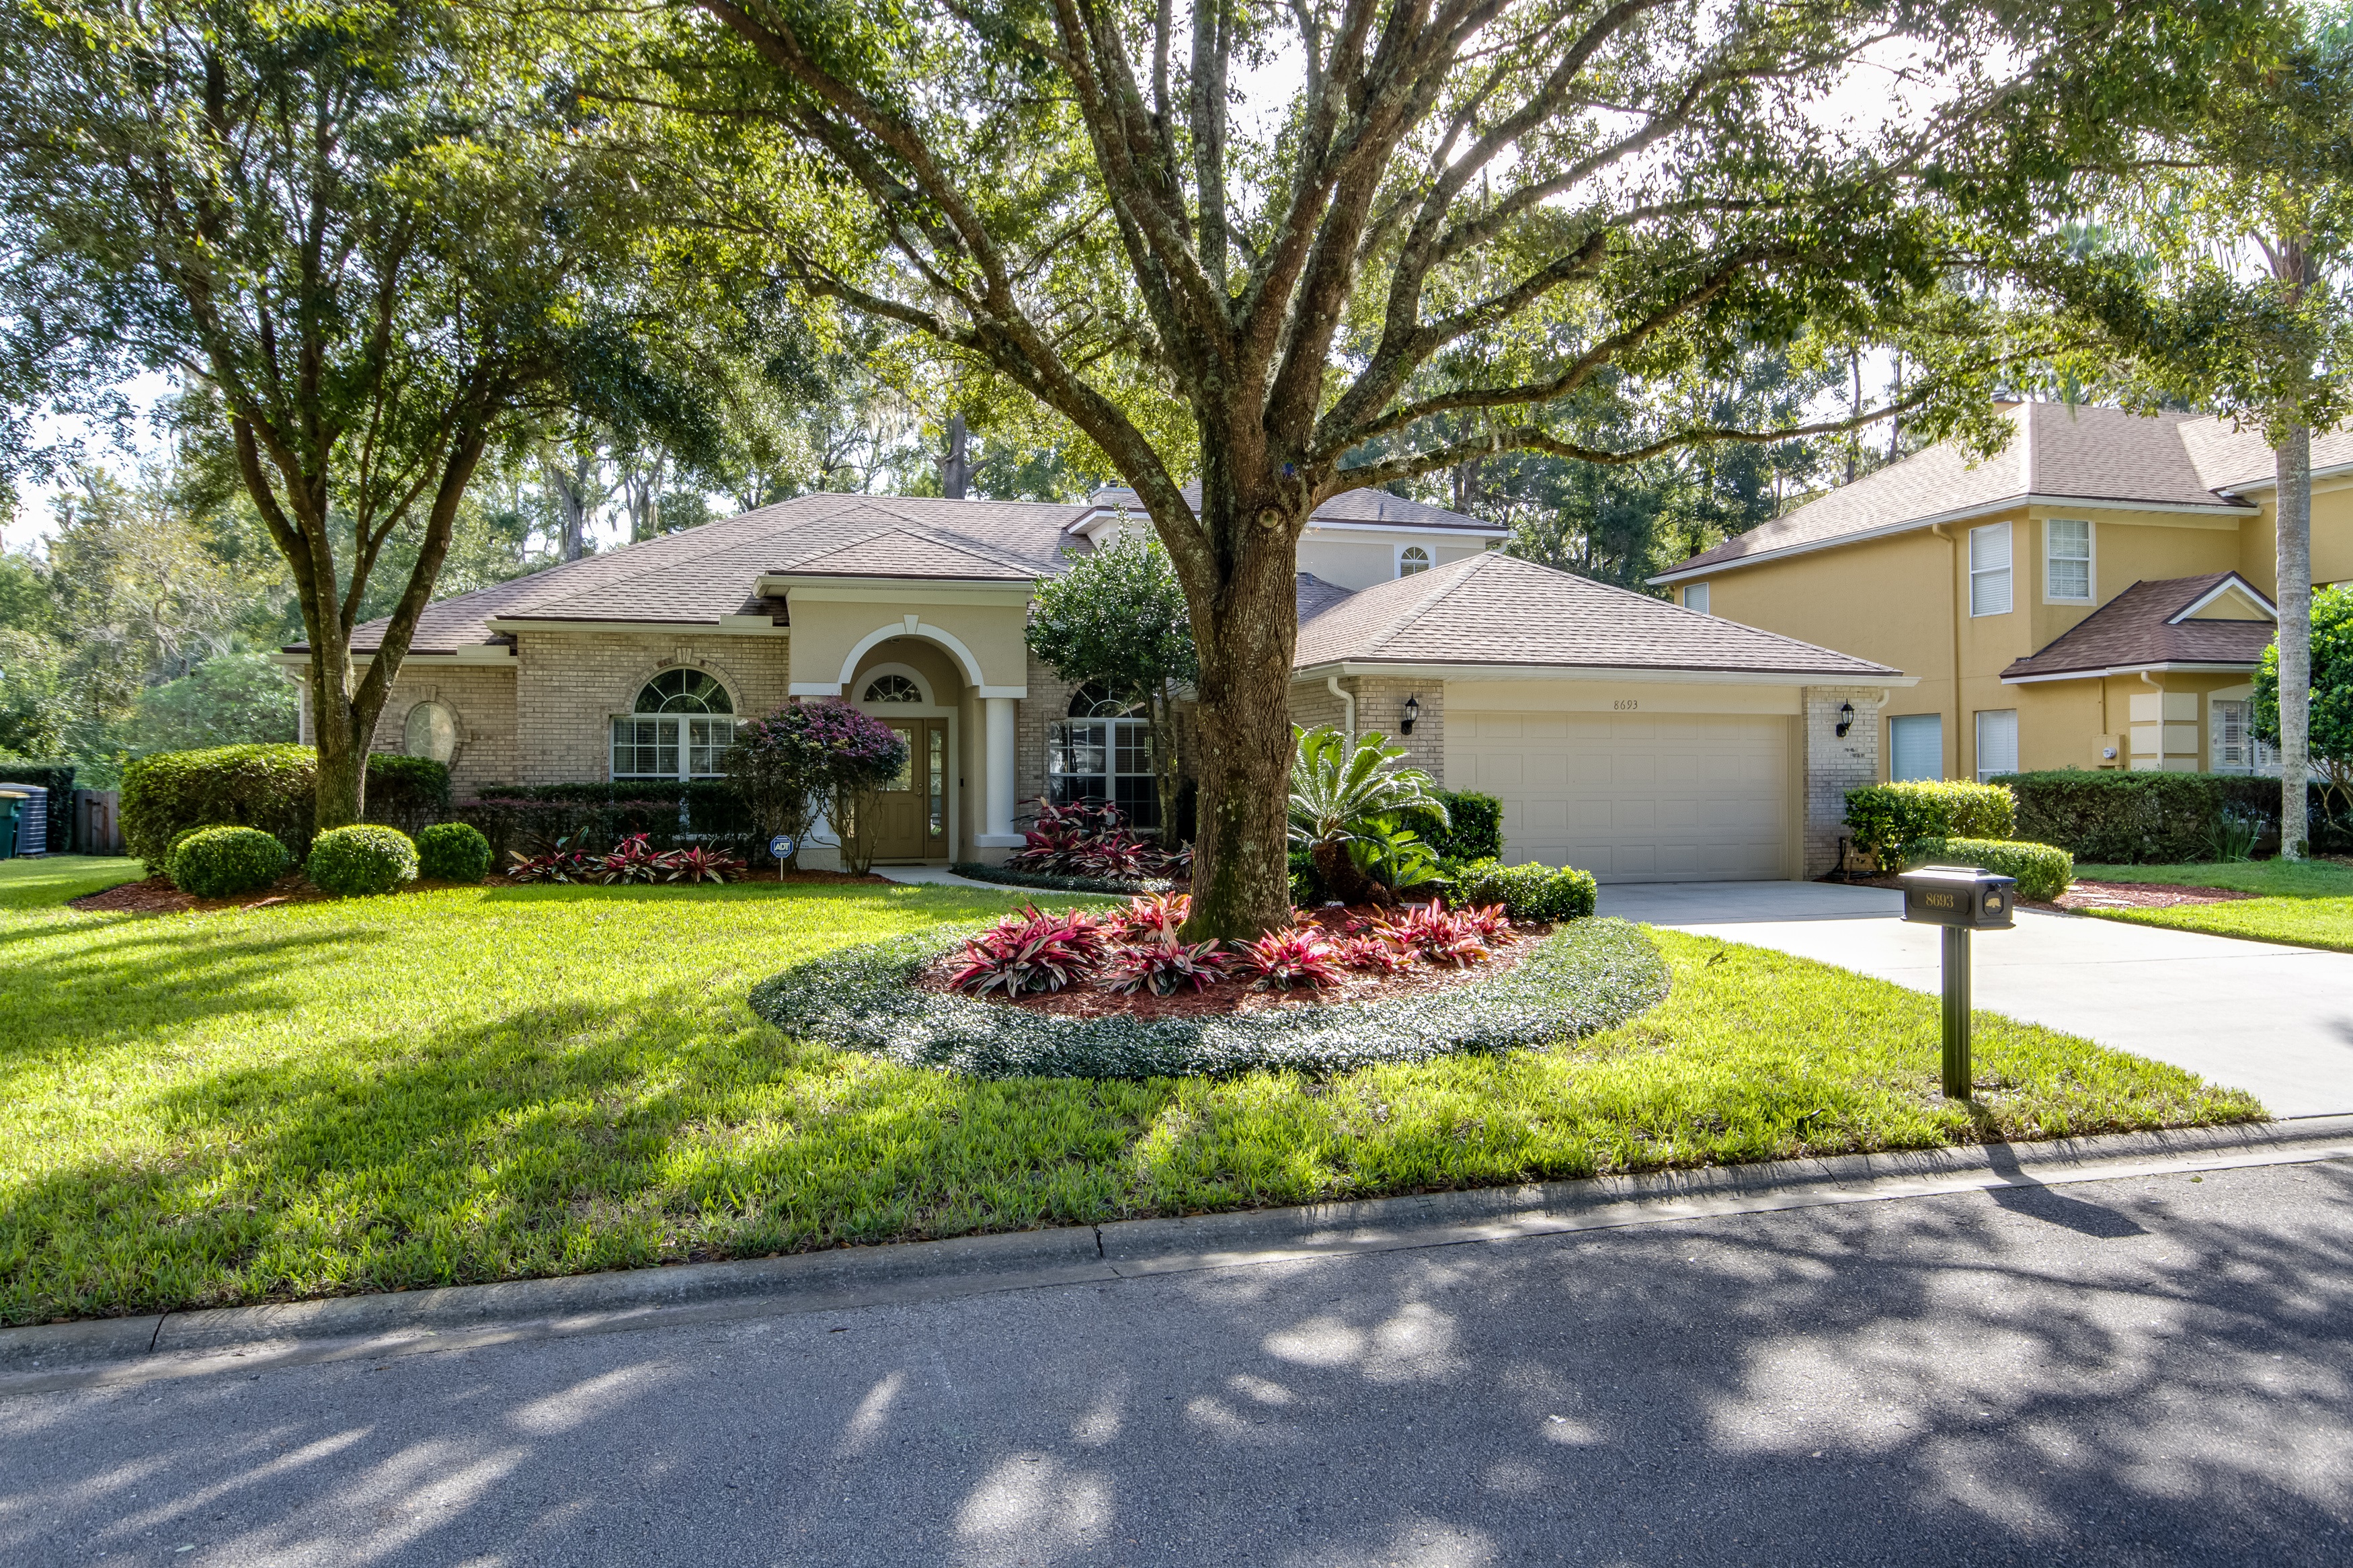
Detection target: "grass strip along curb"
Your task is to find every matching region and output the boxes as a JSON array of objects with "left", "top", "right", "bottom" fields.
[
  {"left": 8, "top": 1113, "right": 2344, "bottom": 1395},
  {"left": 750, "top": 917, "right": 1672, "bottom": 1079}
]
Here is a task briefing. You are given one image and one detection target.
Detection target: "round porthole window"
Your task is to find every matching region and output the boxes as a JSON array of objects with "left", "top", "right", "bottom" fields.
[{"left": 403, "top": 700, "right": 459, "bottom": 763}]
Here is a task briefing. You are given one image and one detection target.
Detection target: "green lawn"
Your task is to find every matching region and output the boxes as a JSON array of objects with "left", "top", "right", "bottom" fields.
[
  {"left": 0, "top": 858, "right": 2262, "bottom": 1325},
  {"left": 0, "top": 853, "right": 143, "bottom": 909},
  {"left": 2073, "top": 858, "right": 2353, "bottom": 950}
]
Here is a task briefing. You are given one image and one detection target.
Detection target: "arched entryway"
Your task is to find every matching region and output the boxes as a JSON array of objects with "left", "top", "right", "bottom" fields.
[{"left": 846, "top": 641, "right": 961, "bottom": 862}]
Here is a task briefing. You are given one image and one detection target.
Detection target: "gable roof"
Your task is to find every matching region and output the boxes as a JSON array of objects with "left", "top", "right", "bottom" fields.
[
  {"left": 340, "top": 486, "right": 1509, "bottom": 655},
  {"left": 2000, "top": 572, "right": 2278, "bottom": 683},
  {"left": 1294, "top": 550, "right": 1899, "bottom": 679},
  {"left": 1655, "top": 403, "right": 2266, "bottom": 583}
]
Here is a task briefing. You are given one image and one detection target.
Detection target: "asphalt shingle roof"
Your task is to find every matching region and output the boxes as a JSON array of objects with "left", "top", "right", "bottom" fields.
[
  {"left": 1662, "top": 403, "right": 2272, "bottom": 580},
  {"left": 1294, "top": 551, "right": 1899, "bottom": 678},
  {"left": 1999, "top": 573, "right": 2277, "bottom": 680}
]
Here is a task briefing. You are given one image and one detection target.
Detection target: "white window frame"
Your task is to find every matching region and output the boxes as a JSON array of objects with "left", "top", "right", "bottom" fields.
[
  {"left": 1047, "top": 714, "right": 1160, "bottom": 827},
  {"left": 2208, "top": 698, "right": 2278, "bottom": 775},
  {"left": 1975, "top": 708, "right": 2019, "bottom": 782},
  {"left": 1395, "top": 543, "right": 1433, "bottom": 578},
  {"left": 855, "top": 663, "right": 934, "bottom": 706},
  {"left": 610, "top": 669, "right": 740, "bottom": 782},
  {"left": 1969, "top": 522, "right": 2013, "bottom": 616},
  {"left": 1888, "top": 714, "right": 1943, "bottom": 782},
  {"left": 2043, "top": 518, "right": 2093, "bottom": 604},
  {"left": 1683, "top": 581, "right": 1711, "bottom": 615}
]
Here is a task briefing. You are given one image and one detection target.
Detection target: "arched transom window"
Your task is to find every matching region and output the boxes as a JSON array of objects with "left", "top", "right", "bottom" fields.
[
  {"left": 614, "top": 669, "right": 738, "bottom": 779},
  {"left": 862, "top": 673, "right": 924, "bottom": 704},
  {"left": 1397, "top": 545, "right": 1432, "bottom": 578}
]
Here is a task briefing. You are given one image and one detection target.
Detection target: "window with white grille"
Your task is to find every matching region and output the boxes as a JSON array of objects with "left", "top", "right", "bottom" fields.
[
  {"left": 2045, "top": 518, "right": 2092, "bottom": 602},
  {"left": 1969, "top": 523, "right": 2013, "bottom": 616},
  {"left": 2209, "top": 699, "right": 2277, "bottom": 774}
]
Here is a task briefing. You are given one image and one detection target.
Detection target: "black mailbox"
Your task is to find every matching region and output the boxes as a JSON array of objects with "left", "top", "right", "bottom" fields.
[{"left": 1897, "top": 864, "right": 2017, "bottom": 930}]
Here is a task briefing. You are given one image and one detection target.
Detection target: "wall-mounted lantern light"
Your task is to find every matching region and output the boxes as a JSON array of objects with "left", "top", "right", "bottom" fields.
[
  {"left": 1400, "top": 694, "right": 1422, "bottom": 735},
  {"left": 1835, "top": 700, "right": 1855, "bottom": 739}
]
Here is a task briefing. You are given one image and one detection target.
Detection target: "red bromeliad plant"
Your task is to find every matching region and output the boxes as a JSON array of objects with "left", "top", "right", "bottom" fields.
[
  {"left": 666, "top": 845, "right": 743, "bottom": 884},
  {"left": 1007, "top": 798, "right": 1183, "bottom": 881},
  {"left": 1377, "top": 904, "right": 1490, "bottom": 968},
  {"left": 1103, "top": 936, "right": 1232, "bottom": 995},
  {"left": 1456, "top": 903, "right": 1517, "bottom": 945},
  {"left": 505, "top": 831, "right": 595, "bottom": 883},
  {"left": 1113, "top": 892, "right": 1191, "bottom": 944},
  {"left": 949, "top": 906, "right": 1111, "bottom": 997},
  {"left": 1230, "top": 927, "right": 1346, "bottom": 990},
  {"left": 1334, "top": 934, "right": 1408, "bottom": 974},
  {"left": 594, "top": 833, "right": 675, "bottom": 885}
]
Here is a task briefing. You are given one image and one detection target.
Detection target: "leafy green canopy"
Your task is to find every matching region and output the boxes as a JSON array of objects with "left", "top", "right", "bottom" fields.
[
  {"left": 2256, "top": 582, "right": 2353, "bottom": 800},
  {"left": 1027, "top": 530, "right": 1199, "bottom": 704}
]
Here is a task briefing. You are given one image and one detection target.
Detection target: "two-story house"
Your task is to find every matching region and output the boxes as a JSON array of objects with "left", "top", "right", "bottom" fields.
[{"left": 1654, "top": 401, "right": 2353, "bottom": 782}]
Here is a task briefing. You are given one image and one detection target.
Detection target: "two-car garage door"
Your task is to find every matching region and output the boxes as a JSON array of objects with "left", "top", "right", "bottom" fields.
[{"left": 1447, "top": 710, "right": 1792, "bottom": 882}]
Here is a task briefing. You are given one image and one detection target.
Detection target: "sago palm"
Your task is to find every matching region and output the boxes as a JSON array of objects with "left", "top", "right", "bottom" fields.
[{"left": 1288, "top": 725, "right": 1447, "bottom": 905}]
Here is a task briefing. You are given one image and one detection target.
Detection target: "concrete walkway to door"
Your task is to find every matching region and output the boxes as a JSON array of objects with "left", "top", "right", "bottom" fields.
[{"left": 1596, "top": 880, "right": 2353, "bottom": 1117}]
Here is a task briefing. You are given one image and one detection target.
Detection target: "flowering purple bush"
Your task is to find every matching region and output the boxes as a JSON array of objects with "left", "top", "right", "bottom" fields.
[{"left": 728, "top": 700, "right": 909, "bottom": 872}]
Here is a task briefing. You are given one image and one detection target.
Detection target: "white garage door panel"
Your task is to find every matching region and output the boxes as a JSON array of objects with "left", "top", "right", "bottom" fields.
[{"left": 1451, "top": 710, "right": 1791, "bottom": 882}]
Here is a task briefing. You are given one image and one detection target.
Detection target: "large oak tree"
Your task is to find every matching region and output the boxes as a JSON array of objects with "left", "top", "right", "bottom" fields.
[
  {"left": 0, "top": 1, "right": 687, "bottom": 825},
  {"left": 627, "top": 0, "right": 2256, "bottom": 936}
]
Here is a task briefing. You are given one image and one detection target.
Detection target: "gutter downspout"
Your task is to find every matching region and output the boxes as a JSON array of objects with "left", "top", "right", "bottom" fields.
[
  {"left": 1932, "top": 521, "right": 1963, "bottom": 780},
  {"left": 1327, "top": 675, "right": 1356, "bottom": 742}
]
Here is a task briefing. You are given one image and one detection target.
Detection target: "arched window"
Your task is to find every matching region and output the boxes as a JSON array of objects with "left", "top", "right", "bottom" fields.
[
  {"left": 633, "top": 669, "right": 733, "bottom": 714},
  {"left": 1397, "top": 545, "right": 1432, "bottom": 577},
  {"left": 403, "top": 700, "right": 458, "bottom": 764},
  {"left": 614, "top": 668, "right": 738, "bottom": 780},
  {"left": 862, "top": 673, "right": 924, "bottom": 704},
  {"left": 1049, "top": 684, "right": 1157, "bottom": 826}
]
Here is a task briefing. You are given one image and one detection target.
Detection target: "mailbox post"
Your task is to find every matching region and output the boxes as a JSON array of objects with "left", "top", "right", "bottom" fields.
[{"left": 1895, "top": 865, "right": 2017, "bottom": 1100}]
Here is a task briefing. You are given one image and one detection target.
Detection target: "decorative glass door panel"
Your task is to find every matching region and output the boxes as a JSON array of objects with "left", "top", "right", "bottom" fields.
[{"left": 856, "top": 718, "right": 950, "bottom": 862}]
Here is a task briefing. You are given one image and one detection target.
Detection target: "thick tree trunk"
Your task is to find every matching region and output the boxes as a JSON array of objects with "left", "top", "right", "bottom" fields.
[
  {"left": 1146, "top": 685, "right": 1184, "bottom": 852},
  {"left": 2277, "top": 423, "right": 2312, "bottom": 860},
  {"left": 1176, "top": 486, "right": 1303, "bottom": 942},
  {"left": 306, "top": 615, "right": 369, "bottom": 831}
]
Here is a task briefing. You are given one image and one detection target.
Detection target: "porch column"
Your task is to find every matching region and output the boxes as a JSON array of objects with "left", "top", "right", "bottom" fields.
[{"left": 980, "top": 696, "right": 1021, "bottom": 846}]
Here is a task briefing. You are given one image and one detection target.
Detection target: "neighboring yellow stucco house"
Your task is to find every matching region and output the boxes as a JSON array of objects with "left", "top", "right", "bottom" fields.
[{"left": 1653, "top": 402, "right": 2352, "bottom": 782}]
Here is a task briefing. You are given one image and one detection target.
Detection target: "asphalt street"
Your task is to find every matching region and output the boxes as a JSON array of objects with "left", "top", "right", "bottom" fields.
[{"left": 5, "top": 1159, "right": 2348, "bottom": 1567}]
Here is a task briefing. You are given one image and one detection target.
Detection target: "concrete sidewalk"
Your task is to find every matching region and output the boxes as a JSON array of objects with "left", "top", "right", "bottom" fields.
[{"left": 1600, "top": 880, "right": 2353, "bottom": 1116}]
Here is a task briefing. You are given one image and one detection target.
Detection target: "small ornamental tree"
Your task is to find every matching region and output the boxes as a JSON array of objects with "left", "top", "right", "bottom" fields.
[
  {"left": 2256, "top": 582, "right": 2353, "bottom": 816},
  {"left": 1027, "top": 530, "right": 1199, "bottom": 848},
  {"left": 727, "top": 700, "right": 909, "bottom": 874}
]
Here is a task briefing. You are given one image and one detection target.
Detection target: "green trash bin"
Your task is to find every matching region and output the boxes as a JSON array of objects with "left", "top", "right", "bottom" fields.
[{"left": 0, "top": 790, "right": 25, "bottom": 861}]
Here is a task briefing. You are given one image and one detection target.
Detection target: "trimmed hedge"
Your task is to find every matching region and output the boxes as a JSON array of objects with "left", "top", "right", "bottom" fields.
[
  {"left": 1843, "top": 780, "right": 2015, "bottom": 866},
  {"left": 949, "top": 862, "right": 1174, "bottom": 896},
  {"left": 1994, "top": 770, "right": 2293, "bottom": 864},
  {"left": 454, "top": 793, "right": 756, "bottom": 865},
  {"left": 1451, "top": 858, "right": 1599, "bottom": 921},
  {"left": 1402, "top": 790, "right": 1505, "bottom": 864},
  {"left": 416, "top": 821, "right": 493, "bottom": 883},
  {"left": 1909, "top": 837, "right": 2074, "bottom": 903},
  {"left": 750, "top": 915, "right": 1670, "bottom": 1079},
  {"left": 122, "top": 745, "right": 452, "bottom": 870},
  {"left": 167, "top": 825, "right": 292, "bottom": 899},
  {"left": 305, "top": 824, "right": 420, "bottom": 897}
]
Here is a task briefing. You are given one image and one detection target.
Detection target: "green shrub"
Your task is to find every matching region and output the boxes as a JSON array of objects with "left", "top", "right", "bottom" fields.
[
  {"left": 122, "top": 745, "right": 454, "bottom": 870},
  {"left": 1995, "top": 770, "right": 2289, "bottom": 864},
  {"left": 1402, "top": 790, "right": 1504, "bottom": 864},
  {"left": 1450, "top": 858, "right": 1599, "bottom": 921},
  {"left": 415, "top": 821, "right": 492, "bottom": 882},
  {"left": 305, "top": 825, "right": 420, "bottom": 897},
  {"left": 1843, "top": 780, "right": 2016, "bottom": 867},
  {"left": 167, "top": 825, "right": 292, "bottom": 899},
  {"left": 1909, "top": 837, "right": 2074, "bottom": 902}
]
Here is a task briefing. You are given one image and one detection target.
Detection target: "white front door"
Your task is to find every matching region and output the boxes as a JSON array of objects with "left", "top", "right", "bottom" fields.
[{"left": 1447, "top": 710, "right": 1793, "bottom": 882}]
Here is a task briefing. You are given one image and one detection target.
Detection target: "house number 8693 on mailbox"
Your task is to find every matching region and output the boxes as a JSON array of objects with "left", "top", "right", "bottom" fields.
[{"left": 1895, "top": 865, "right": 2019, "bottom": 1101}]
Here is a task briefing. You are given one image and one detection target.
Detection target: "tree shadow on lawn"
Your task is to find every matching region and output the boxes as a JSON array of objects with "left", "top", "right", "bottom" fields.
[{"left": 10, "top": 1157, "right": 2348, "bottom": 1567}]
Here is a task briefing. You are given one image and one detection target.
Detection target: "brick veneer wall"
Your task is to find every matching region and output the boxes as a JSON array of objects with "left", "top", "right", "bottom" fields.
[
  {"left": 1015, "top": 653, "right": 1084, "bottom": 823},
  {"left": 1801, "top": 684, "right": 1885, "bottom": 876},
  {"left": 366, "top": 665, "right": 520, "bottom": 792},
  {"left": 1283, "top": 676, "right": 1447, "bottom": 784},
  {"left": 510, "top": 630, "right": 793, "bottom": 785}
]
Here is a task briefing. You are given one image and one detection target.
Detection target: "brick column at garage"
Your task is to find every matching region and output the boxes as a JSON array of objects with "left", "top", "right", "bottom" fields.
[
  {"left": 1347, "top": 677, "right": 1445, "bottom": 783},
  {"left": 1802, "top": 686, "right": 1886, "bottom": 876}
]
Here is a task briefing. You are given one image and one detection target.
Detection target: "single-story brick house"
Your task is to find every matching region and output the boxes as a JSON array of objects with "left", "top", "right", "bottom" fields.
[{"left": 295, "top": 488, "right": 1912, "bottom": 880}]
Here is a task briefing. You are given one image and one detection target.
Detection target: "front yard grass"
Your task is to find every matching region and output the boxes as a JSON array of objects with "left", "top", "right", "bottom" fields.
[
  {"left": 0, "top": 859, "right": 2262, "bottom": 1325},
  {"left": 2073, "top": 858, "right": 2353, "bottom": 951},
  {"left": 0, "top": 853, "right": 142, "bottom": 909}
]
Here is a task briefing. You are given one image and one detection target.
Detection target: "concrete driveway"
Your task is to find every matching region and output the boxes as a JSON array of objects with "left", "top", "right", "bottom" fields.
[{"left": 1597, "top": 880, "right": 2353, "bottom": 1117}]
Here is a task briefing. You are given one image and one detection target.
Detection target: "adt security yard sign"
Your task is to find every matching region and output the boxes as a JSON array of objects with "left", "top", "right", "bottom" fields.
[{"left": 769, "top": 833, "right": 797, "bottom": 862}]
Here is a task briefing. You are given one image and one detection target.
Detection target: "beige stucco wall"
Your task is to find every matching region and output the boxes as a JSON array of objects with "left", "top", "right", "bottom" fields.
[
  {"left": 783, "top": 591, "right": 1030, "bottom": 694},
  {"left": 366, "top": 663, "right": 520, "bottom": 790},
  {"left": 1692, "top": 503, "right": 2262, "bottom": 782},
  {"left": 1296, "top": 531, "right": 1497, "bottom": 591},
  {"left": 510, "top": 629, "right": 791, "bottom": 784},
  {"left": 2233, "top": 472, "right": 2353, "bottom": 593}
]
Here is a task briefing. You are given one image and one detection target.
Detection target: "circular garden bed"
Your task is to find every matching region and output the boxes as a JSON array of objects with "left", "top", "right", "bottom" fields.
[{"left": 748, "top": 901, "right": 1670, "bottom": 1081}]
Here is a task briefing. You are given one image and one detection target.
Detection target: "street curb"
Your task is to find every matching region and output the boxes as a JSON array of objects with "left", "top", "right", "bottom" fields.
[{"left": 5, "top": 1114, "right": 2348, "bottom": 1397}]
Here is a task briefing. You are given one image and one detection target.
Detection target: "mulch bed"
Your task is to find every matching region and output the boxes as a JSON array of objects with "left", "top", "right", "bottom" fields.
[
  {"left": 2052, "top": 880, "right": 2258, "bottom": 911},
  {"left": 915, "top": 905, "right": 1547, "bottom": 1022},
  {"left": 69, "top": 874, "right": 340, "bottom": 917}
]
